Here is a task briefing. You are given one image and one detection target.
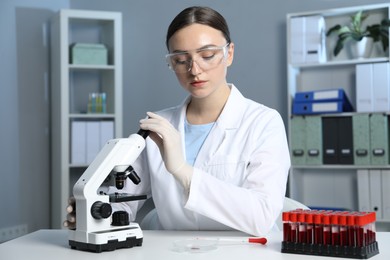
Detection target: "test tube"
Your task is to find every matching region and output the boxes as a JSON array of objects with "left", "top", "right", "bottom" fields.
[
  {"left": 313, "top": 211, "right": 323, "bottom": 245},
  {"left": 282, "top": 211, "right": 291, "bottom": 242},
  {"left": 369, "top": 212, "right": 376, "bottom": 244},
  {"left": 298, "top": 212, "right": 307, "bottom": 244},
  {"left": 289, "top": 211, "right": 298, "bottom": 243},
  {"left": 101, "top": 92, "right": 107, "bottom": 113},
  {"left": 305, "top": 210, "right": 314, "bottom": 245},
  {"left": 330, "top": 213, "right": 340, "bottom": 246},
  {"left": 355, "top": 212, "right": 368, "bottom": 247},
  {"left": 347, "top": 212, "right": 357, "bottom": 247},
  {"left": 322, "top": 212, "right": 331, "bottom": 246},
  {"left": 338, "top": 213, "right": 348, "bottom": 247}
]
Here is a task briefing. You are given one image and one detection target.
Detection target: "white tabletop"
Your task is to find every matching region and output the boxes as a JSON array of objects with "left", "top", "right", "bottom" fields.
[{"left": 0, "top": 229, "right": 389, "bottom": 260}]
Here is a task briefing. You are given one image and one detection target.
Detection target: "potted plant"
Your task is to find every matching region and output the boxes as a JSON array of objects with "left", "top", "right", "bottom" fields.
[{"left": 326, "top": 10, "right": 390, "bottom": 57}]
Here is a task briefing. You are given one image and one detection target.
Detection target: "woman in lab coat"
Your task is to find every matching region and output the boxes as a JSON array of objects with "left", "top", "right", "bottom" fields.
[{"left": 66, "top": 6, "right": 291, "bottom": 237}]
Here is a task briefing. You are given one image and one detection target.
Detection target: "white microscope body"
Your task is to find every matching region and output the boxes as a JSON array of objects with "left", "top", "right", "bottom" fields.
[{"left": 68, "top": 130, "right": 149, "bottom": 253}]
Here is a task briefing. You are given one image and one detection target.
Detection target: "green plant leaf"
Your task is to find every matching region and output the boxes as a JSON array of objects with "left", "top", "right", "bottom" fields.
[
  {"left": 326, "top": 24, "right": 341, "bottom": 36},
  {"left": 325, "top": 10, "right": 389, "bottom": 56}
]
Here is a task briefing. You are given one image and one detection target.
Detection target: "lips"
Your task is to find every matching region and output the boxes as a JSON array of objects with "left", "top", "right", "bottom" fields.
[{"left": 190, "top": 80, "right": 207, "bottom": 87}]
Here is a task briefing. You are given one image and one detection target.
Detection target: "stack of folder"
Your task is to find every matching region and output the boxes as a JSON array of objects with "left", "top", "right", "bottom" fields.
[
  {"left": 292, "top": 88, "right": 353, "bottom": 115},
  {"left": 290, "top": 113, "right": 390, "bottom": 166}
]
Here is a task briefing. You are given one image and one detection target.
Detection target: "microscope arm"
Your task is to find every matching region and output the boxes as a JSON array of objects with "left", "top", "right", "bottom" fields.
[{"left": 72, "top": 130, "right": 149, "bottom": 232}]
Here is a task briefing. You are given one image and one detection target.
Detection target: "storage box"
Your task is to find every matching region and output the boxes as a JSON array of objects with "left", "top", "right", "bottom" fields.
[{"left": 70, "top": 43, "right": 108, "bottom": 65}]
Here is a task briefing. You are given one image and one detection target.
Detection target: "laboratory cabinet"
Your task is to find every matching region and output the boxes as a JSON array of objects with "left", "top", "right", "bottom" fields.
[
  {"left": 286, "top": 3, "right": 390, "bottom": 228},
  {"left": 50, "top": 9, "right": 123, "bottom": 228}
]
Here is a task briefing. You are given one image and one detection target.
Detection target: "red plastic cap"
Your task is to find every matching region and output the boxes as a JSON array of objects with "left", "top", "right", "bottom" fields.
[{"left": 282, "top": 212, "right": 290, "bottom": 221}]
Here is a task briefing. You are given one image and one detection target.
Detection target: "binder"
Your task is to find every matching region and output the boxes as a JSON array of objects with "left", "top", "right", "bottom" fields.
[
  {"left": 71, "top": 121, "right": 86, "bottom": 164},
  {"left": 369, "top": 170, "right": 383, "bottom": 219},
  {"left": 357, "top": 169, "right": 370, "bottom": 212},
  {"left": 356, "top": 63, "right": 373, "bottom": 112},
  {"left": 372, "top": 62, "right": 390, "bottom": 112},
  {"left": 337, "top": 117, "right": 353, "bottom": 164},
  {"left": 290, "top": 116, "right": 306, "bottom": 165},
  {"left": 382, "top": 170, "right": 390, "bottom": 220},
  {"left": 305, "top": 116, "right": 322, "bottom": 165},
  {"left": 356, "top": 62, "right": 390, "bottom": 112},
  {"left": 290, "top": 17, "right": 306, "bottom": 64},
  {"left": 322, "top": 117, "right": 338, "bottom": 164},
  {"left": 352, "top": 114, "right": 370, "bottom": 165},
  {"left": 305, "top": 16, "right": 326, "bottom": 63},
  {"left": 86, "top": 121, "right": 100, "bottom": 164},
  {"left": 369, "top": 113, "right": 389, "bottom": 165},
  {"left": 294, "top": 88, "right": 348, "bottom": 103},
  {"left": 292, "top": 100, "right": 352, "bottom": 115},
  {"left": 100, "top": 121, "right": 114, "bottom": 149}
]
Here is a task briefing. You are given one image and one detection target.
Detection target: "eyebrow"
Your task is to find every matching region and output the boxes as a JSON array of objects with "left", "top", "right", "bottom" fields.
[{"left": 171, "top": 44, "right": 220, "bottom": 54}]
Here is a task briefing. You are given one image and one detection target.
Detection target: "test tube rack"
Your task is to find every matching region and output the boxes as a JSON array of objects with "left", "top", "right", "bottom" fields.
[{"left": 281, "top": 209, "right": 379, "bottom": 259}]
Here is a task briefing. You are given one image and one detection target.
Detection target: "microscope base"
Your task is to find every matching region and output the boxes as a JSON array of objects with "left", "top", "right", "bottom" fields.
[
  {"left": 69, "top": 224, "right": 143, "bottom": 253},
  {"left": 69, "top": 236, "right": 142, "bottom": 253}
]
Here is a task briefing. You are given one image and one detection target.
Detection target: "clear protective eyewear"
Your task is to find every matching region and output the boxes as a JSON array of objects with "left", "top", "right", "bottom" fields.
[{"left": 165, "top": 43, "right": 230, "bottom": 73}]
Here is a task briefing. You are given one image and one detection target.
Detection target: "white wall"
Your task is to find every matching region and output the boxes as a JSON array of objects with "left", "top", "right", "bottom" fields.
[
  {"left": 70, "top": 0, "right": 390, "bottom": 135},
  {"left": 0, "top": 0, "right": 388, "bottom": 236},
  {"left": 0, "top": 0, "right": 69, "bottom": 236}
]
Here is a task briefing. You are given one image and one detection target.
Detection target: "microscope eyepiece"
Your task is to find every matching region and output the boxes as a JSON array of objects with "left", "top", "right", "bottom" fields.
[{"left": 115, "top": 172, "right": 126, "bottom": 189}]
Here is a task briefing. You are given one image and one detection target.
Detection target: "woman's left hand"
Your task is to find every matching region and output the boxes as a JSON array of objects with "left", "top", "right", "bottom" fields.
[{"left": 139, "top": 112, "right": 193, "bottom": 190}]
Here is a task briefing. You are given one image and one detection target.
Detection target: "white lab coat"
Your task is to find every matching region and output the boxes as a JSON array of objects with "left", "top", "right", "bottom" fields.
[{"left": 112, "top": 84, "right": 291, "bottom": 237}]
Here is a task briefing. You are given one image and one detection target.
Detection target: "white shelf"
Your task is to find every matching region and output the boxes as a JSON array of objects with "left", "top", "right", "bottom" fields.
[
  {"left": 50, "top": 9, "right": 123, "bottom": 229},
  {"left": 290, "top": 57, "right": 390, "bottom": 69},
  {"left": 292, "top": 165, "right": 390, "bottom": 170},
  {"left": 69, "top": 113, "right": 116, "bottom": 119},
  {"left": 286, "top": 3, "right": 390, "bottom": 222},
  {"left": 69, "top": 64, "right": 115, "bottom": 70}
]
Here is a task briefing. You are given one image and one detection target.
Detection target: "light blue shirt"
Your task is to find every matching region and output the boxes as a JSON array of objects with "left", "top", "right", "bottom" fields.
[{"left": 184, "top": 119, "right": 214, "bottom": 166}]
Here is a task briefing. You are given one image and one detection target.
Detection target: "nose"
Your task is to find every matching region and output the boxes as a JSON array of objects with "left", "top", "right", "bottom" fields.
[{"left": 189, "top": 59, "right": 203, "bottom": 75}]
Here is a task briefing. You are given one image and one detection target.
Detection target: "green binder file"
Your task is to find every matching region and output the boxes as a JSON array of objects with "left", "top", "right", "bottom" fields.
[
  {"left": 290, "top": 116, "right": 306, "bottom": 165},
  {"left": 306, "top": 116, "right": 322, "bottom": 165},
  {"left": 353, "top": 114, "right": 370, "bottom": 165},
  {"left": 370, "top": 113, "right": 389, "bottom": 165}
]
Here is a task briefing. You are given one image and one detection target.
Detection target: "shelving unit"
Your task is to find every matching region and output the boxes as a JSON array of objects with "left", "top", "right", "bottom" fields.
[
  {"left": 286, "top": 4, "right": 390, "bottom": 229},
  {"left": 50, "top": 9, "right": 122, "bottom": 228}
]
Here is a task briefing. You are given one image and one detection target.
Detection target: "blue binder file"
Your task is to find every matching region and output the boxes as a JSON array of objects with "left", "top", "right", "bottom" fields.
[
  {"left": 294, "top": 88, "right": 348, "bottom": 103},
  {"left": 292, "top": 88, "right": 353, "bottom": 115},
  {"left": 292, "top": 100, "right": 353, "bottom": 115}
]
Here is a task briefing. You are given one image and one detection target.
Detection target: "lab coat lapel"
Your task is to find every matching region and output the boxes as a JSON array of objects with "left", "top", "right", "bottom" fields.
[{"left": 194, "top": 85, "right": 246, "bottom": 166}]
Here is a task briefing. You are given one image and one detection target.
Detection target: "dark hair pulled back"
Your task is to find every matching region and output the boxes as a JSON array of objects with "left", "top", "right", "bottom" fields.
[{"left": 166, "top": 6, "right": 231, "bottom": 50}]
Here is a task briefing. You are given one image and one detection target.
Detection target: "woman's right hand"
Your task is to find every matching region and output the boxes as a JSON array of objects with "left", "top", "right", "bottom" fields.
[{"left": 63, "top": 197, "right": 76, "bottom": 230}]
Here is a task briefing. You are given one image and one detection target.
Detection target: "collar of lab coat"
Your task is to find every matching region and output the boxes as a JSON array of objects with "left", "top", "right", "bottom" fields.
[
  {"left": 177, "top": 83, "right": 246, "bottom": 130},
  {"left": 176, "top": 84, "right": 247, "bottom": 163}
]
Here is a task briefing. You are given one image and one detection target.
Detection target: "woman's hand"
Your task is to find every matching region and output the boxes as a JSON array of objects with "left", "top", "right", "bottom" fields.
[
  {"left": 63, "top": 197, "right": 76, "bottom": 230},
  {"left": 140, "top": 112, "right": 193, "bottom": 190}
]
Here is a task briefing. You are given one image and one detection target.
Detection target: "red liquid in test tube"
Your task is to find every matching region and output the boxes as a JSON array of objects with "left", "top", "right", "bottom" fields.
[
  {"left": 330, "top": 214, "right": 340, "bottom": 246},
  {"left": 313, "top": 211, "right": 323, "bottom": 245},
  {"left": 298, "top": 212, "right": 307, "bottom": 243},
  {"left": 289, "top": 212, "right": 298, "bottom": 243},
  {"left": 347, "top": 212, "right": 357, "bottom": 247},
  {"left": 356, "top": 213, "right": 367, "bottom": 247},
  {"left": 338, "top": 214, "right": 348, "bottom": 246},
  {"left": 322, "top": 213, "right": 331, "bottom": 245},
  {"left": 305, "top": 211, "right": 314, "bottom": 244},
  {"left": 365, "top": 212, "right": 376, "bottom": 245},
  {"left": 282, "top": 212, "right": 291, "bottom": 242}
]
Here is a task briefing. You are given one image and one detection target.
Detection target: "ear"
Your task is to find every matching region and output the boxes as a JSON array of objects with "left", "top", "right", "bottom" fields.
[{"left": 226, "top": 42, "right": 235, "bottom": 67}]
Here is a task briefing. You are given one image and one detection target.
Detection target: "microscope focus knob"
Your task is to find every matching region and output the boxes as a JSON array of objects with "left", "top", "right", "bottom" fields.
[
  {"left": 91, "top": 201, "right": 112, "bottom": 219},
  {"left": 111, "top": 211, "right": 130, "bottom": 226}
]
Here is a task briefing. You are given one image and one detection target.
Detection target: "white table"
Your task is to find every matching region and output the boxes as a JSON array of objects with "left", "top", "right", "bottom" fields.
[{"left": 0, "top": 230, "right": 389, "bottom": 259}]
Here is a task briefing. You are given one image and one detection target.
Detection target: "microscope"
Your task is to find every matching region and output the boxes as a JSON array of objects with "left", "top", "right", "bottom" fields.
[{"left": 68, "top": 129, "right": 149, "bottom": 253}]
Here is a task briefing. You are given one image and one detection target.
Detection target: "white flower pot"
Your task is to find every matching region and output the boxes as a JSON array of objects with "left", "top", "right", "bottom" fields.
[{"left": 352, "top": 37, "right": 373, "bottom": 59}]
